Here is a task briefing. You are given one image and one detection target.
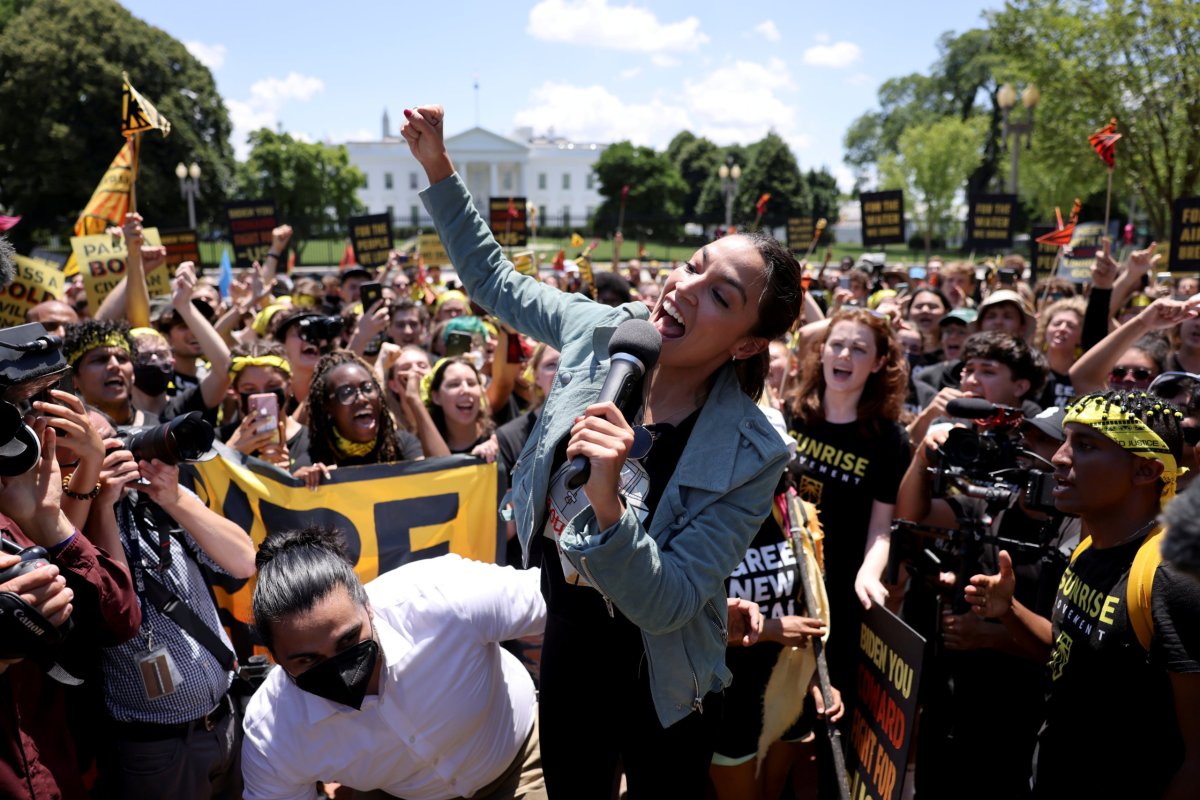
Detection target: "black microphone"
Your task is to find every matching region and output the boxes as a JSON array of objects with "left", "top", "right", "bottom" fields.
[
  {"left": 563, "top": 318, "right": 661, "bottom": 489},
  {"left": 946, "top": 397, "right": 1005, "bottom": 419},
  {"left": 0, "top": 335, "right": 62, "bottom": 355}
]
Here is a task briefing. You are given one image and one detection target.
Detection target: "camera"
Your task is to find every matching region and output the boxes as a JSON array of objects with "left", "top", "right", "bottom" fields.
[
  {"left": 120, "top": 411, "right": 215, "bottom": 466},
  {"left": 296, "top": 315, "right": 344, "bottom": 349},
  {"left": 0, "top": 323, "right": 67, "bottom": 476},
  {"left": 0, "top": 535, "right": 69, "bottom": 661},
  {"left": 0, "top": 536, "right": 50, "bottom": 585}
]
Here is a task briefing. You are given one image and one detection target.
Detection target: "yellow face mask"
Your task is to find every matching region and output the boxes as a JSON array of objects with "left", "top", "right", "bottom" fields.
[{"left": 1063, "top": 394, "right": 1187, "bottom": 505}]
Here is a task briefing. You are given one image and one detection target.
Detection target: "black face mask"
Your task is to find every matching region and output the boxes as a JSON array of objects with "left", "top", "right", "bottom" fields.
[
  {"left": 133, "top": 363, "right": 172, "bottom": 396},
  {"left": 239, "top": 388, "right": 288, "bottom": 417},
  {"left": 294, "top": 637, "right": 379, "bottom": 710}
]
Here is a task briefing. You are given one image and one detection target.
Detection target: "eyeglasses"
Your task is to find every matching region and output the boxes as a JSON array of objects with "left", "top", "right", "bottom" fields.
[
  {"left": 1109, "top": 366, "right": 1155, "bottom": 382},
  {"left": 1149, "top": 371, "right": 1200, "bottom": 412},
  {"left": 330, "top": 381, "right": 380, "bottom": 405}
]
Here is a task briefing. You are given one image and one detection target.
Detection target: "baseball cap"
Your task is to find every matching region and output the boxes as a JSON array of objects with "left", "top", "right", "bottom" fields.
[
  {"left": 978, "top": 289, "right": 1034, "bottom": 322},
  {"left": 939, "top": 308, "right": 978, "bottom": 327},
  {"left": 1024, "top": 405, "right": 1067, "bottom": 442}
]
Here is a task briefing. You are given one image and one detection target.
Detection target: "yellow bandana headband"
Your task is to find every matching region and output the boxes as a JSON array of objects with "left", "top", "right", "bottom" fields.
[
  {"left": 230, "top": 355, "right": 293, "bottom": 382},
  {"left": 1064, "top": 394, "right": 1186, "bottom": 505},
  {"left": 130, "top": 326, "right": 165, "bottom": 342},
  {"left": 420, "top": 357, "right": 451, "bottom": 407},
  {"left": 66, "top": 331, "right": 131, "bottom": 367}
]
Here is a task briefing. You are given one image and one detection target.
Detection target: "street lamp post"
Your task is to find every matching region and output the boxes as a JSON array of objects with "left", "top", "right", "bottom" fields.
[
  {"left": 175, "top": 161, "right": 202, "bottom": 229},
  {"left": 997, "top": 82, "right": 1039, "bottom": 196},
  {"left": 718, "top": 161, "right": 742, "bottom": 231}
]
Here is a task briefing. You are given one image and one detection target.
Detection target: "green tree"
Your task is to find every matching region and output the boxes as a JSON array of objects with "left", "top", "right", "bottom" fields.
[
  {"left": 671, "top": 135, "right": 721, "bottom": 220},
  {"left": 881, "top": 116, "right": 987, "bottom": 255},
  {"left": 591, "top": 141, "right": 687, "bottom": 239},
  {"left": 735, "top": 132, "right": 809, "bottom": 230},
  {"left": 235, "top": 129, "right": 365, "bottom": 257},
  {"left": 804, "top": 167, "right": 841, "bottom": 244},
  {"left": 695, "top": 145, "right": 750, "bottom": 226},
  {"left": 664, "top": 130, "right": 697, "bottom": 166},
  {"left": 0, "top": 0, "right": 235, "bottom": 250},
  {"left": 989, "top": 0, "right": 1200, "bottom": 238}
]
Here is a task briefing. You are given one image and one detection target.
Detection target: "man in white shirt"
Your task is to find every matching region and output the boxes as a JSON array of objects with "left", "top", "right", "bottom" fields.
[{"left": 241, "top": 527, "right": 546, "bottom": 800}]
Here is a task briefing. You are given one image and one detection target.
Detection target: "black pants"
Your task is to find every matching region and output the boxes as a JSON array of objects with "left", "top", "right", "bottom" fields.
[{"left": 539, "top": 608, "right": 721, "bottom": 800}]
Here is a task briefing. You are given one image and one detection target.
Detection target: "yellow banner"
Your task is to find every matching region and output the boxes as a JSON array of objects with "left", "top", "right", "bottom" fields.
[
  {"left": 121, "top": 72, "right": 171, "bottom": 137},
  {"left": 71, "top": 227, "right": 171, "bottom": 314},
  {"left": 418, "top": 232, "right": 450, "bottom": 267},
  {"left": 64, "top": 139, "right": 137, "bottom": 279},
  {"left": 0, "top": 256, "right": 65, "bottom": 326},
  {"left": 188, "top": 448, "right": 500, "bottom": 657}
]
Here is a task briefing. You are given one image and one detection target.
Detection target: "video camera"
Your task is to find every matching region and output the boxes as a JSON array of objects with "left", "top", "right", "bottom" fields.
[
  {"left": 0, "top": 323, "right": 68, "bottom": 476},
  {"left": 296, "top": 315, "right": 344, "bottom": 352},
  {"left": 117, "top": 411, "right": 216, "bottom": 466}
]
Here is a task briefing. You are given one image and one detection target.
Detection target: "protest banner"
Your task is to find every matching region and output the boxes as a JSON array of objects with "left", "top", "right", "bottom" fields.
[
  {"left": 846, "top": 604, "right": 925, "bottom": 800},
  {"left": 158, "top": 228, "right": 202, "bottom": 273},
  {"left": 1054, "top": 221, "right": 1105, "bottom": 283},
  {"left": 225, "top": 200, "right": 277, "bottom": 268},
  {"left": 1029, "top": 225, "right": 1060, "bottom": 283},
  {"left": 860, "top": 191, "right": 906, "bottom": 247},
  {"left": 188, "top": 447, "right": 501, "bottom": 658},
  {"left": 1170, "top": 197, "right": 1200, "bottom": 270},
  {"left": 964, "top": 194, "right": 1017, "bottom": 249},
  {"left": 418, "top": 232, "right": 451, "bottom": 267},
  {"left": 488, "top": 197, "right": 528, "bottom": 247},
  {"left": 787, "top": 216, "right": 814, "bottom": 254},
  {"left": 0, "top": 256, "right": 65, "bottom": 326},
  {"left": 348, "top": 213, "right": 394, "bottom": 268},
  {"left": 72, "top": 227, "right": 170, "bottom": 314}
]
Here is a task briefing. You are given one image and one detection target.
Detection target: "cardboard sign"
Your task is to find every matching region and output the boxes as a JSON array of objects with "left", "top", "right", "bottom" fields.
[
  {"left": 488, "top": 197, "right": 528, "bottom": 247},
  {"left": 847, "top": 604, "right": 925, "bottom": 800},
  {"left": 860, "top": 191, "right": 906, "bottom": 246},
  {"left": 1170, "top": 197, "right": 1200, "bottom": 270},
  {"left": 418, "top": 232, "right": 450, "bottom": 267},
  {"left": 348, "top": 213, "right": 394, "bottom": 268},
  {"left": 225, "top": 200, "right": 277, "bottom": 269},
  {"left": 71, "top": 228, "right": 170, "bottom": 314},
  {"left": 965, "top": 194, "right": 1017, "bottom": 249},
  {"left": 1054, "top": 221, "right": 1106, "bottom": 284},
  {"left": 787, "top": 216, "right": 815, "bottom": 253},
  {"left": 159, "top": 228, "right": 202, "bottom": 273},
  {"left": 0, "top": 256, "right": 65, "bottom": 326}
]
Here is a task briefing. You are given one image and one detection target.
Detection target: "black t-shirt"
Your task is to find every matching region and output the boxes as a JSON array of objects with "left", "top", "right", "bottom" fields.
[
  {"left": 1037, "top": 370, "right": 1075, "bottom": 411},
  {"left": 786, "top": 416, "right": 910, "bottom": 686},
  {"left": 1035, "top": 538, "right": 1200, "bottom": 798}
]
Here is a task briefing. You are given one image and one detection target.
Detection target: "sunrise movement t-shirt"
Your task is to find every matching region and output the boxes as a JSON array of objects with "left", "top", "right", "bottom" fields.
[{"left": 1034, "top": 536, "right": 1200, "bottom": 799}]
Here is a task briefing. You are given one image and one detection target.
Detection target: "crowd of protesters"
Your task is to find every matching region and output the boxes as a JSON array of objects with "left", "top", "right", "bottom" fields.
[{"left": 0, "top": 105, "right": 1198, "bottom": 800}]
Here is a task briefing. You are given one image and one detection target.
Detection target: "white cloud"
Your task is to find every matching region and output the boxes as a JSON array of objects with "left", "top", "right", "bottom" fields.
[
  {"left": 813, "top": 32, "right": 831, "bottom": 44},
  {"left": 682, "top": 58, "right": 796, "bottom": 144},
  {"left": 184, "top": 41, "right": 226, "bottom": 70},
  {"left": 754, "top": 20, "right": 781, "bottom": 42},
  {"left": 619, "top": 66, "right": 642, "bottom": 79},
  {"left": 527, "top": 0, "right": 707, "bottom": 53},
  {"left": 512, "top": 82, "right": 692, "bottom": 147},
  {"left": 227, "top": 72, "right": 325, "bottom": 158},
  {"left": 651, "top": 54, "right": 680, "bottom": 68},
  {"left": 831, "top": 164, "right": 856, "bottom": 193},
  {"left": 803, "top": 41, "right": 861, "bottom": 68}
]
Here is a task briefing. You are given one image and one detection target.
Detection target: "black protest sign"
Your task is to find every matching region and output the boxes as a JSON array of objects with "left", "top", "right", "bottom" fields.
[
  {"left": 965, "top": 194, "right": 1017, "bottom": 249},
  {"left": 860, "top": 191, "right": 905, "bottom": 246},
  {"left": 1171, "top": 197, "right": 1200, "bottom": 270},
  {"left": 488, "top": 197, "right": 528, "bottom": 247},
  {"left": 225, "top": 200, "right": 278, "bottom": 269},
  {"left": 787, "top": 216, "right": 814, "bottom": 253},
  {"left": 348, "top": 213, "right": 394, "bottom": 268},
  {"left": 847, "top": 604, "right": 925, "bottom": 800},
  {"left": 1029, "top": 225, "right": 1060, "bottom": 283},
  {"left": 159, "top": 228, "right": 202, "bottom": 273}
]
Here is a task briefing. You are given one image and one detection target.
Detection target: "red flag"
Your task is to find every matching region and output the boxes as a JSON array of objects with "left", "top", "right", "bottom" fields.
[
  {"left": 620, "top": 185, "right": 630, "bottom": 201},
  {"left": 507, "top": 197, "right": 519, "bottom": 219},
  {"left": 1088, "top": 118, "right": 1121, "bottom": 169},
  {"left": 1036, "top": 198, "right": 1082, "bottom": 247},
  {"left": 553, "top": 249, "right": 565, "bottom": 272},
  {"left": 339, "top": 242, "right": 355, "bottom": 268},
  {"left": 756, "top": 193, "right": 771, "bottom": 216}
]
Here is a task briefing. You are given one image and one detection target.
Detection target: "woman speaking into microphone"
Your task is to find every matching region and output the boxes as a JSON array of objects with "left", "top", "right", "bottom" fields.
[{"left": 403, "top": 105, "right": 803, "bottom": 798}]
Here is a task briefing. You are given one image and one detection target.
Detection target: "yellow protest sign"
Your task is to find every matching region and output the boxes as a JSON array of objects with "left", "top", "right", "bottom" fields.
[
  {"left": 72, "top": 227, "right": 171, "bottom": 313},
  {"left": 419, "top": 232, "right": 451, "bottom": 267},
  {"left": 188, "top": 447, "right": 500, "bottom": 658},
  {"left": 0, "top": 256, "right": 65, "bottom": 326}
]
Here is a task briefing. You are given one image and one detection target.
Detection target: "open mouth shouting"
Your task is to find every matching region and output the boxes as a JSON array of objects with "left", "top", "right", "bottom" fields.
[{"left": 653, "top": 297, "right": 686, "bottom": 339}]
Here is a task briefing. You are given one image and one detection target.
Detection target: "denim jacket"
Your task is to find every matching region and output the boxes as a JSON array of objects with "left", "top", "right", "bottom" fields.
[{"left": 422, "top": 174, "right": 789, "bottom": 726}]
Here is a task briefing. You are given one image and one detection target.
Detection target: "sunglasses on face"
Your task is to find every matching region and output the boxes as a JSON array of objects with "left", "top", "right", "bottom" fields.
[
  {"left": 1109, "top": 366, "right": 1154, "bottom": 382},
  {"left": 329, "top": 381, "right": 380, "bottom": 405}
]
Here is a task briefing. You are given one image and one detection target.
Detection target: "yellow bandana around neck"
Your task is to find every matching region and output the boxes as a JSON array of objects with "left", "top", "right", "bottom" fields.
[
  {"left": 332, "top": 427, "right": 377, "bottom": 459},
  {"left": 1063, "top": 394, "right": 1186, "bottom": 505},
  {"left": 230, "top": 354, "right": 293, "bottom": 381},
  {"left": 67, "top": 331, "right": 131, "bottom": 367}
]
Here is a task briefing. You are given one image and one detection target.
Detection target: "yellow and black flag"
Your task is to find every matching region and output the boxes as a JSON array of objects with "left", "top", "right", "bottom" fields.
[
  {"left": 62, "top": 139, "right": 136, "bottom": 277},
  {"left": 121, "top": 72, "right": 171, "bottom": 137}
]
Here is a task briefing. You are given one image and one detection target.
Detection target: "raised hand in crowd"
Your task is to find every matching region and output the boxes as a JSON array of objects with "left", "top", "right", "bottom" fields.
[
  {"left": 348, "top": 298, "right": 390, "bottom": 356},
  {"left": 1091, "top": 245, "right": 1119, "bottom": 290},
  {"left": 227, "top": 409, "right": 288, "bottom": 464},
  {"left": 295, "top": 461, "right": 336, "bottom": 491},
  {"left": 262, "top": 223, "right": 293, "bottom": 282},
  {"left": 32, "top": 389, "right": 105, "bottom": 530},
  {"left": 471, "top": 433, "right": 500, "bottom": 463},
  {"left": 401, "top": 105, "right": 453, "bottom": 183},
  {"left": 0, "top": 419, "right": 73, "bottom": 548}
]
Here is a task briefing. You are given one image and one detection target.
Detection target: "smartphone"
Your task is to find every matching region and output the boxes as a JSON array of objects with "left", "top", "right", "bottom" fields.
[
  {"left": 506, "top": 331, "right": 529, "bottom": 364},
  {"left": 360, "top": 281, "right": 383, "bottom": 311},
  {"left": 998, "top": 268, "right": 1018, "bottom": 286},
  {"left": 247, "top": 393, "right": 281, "bottom": 441},
  {"left": 446, "top": 331, "right": 474, "bottom": 358},
  {"left": 838, "top": 276, "right": 851, "bottom": 290}
]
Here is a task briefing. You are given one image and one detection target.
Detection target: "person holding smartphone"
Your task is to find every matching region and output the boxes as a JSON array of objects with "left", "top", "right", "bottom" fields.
[{"left": 219, "top": 343, "right": 307, "bottom": 470}]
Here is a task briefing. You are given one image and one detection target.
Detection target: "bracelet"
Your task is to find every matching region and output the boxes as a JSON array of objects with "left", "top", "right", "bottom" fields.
[
  {"left": 61, "top": 476, "right": 101, "bottom": 501},
  {"left": 266, "top": 251, "right": 281, "bottom": 259}
]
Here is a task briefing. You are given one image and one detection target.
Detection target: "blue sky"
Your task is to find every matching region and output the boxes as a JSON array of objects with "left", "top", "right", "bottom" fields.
[{"left": 125, "top": 0, "right": 1003, "bottom": 190}]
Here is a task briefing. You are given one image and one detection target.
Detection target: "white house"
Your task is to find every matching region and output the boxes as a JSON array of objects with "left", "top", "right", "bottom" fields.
[{"left": 344, "top": 112, "right": 608, "bottom": 231}]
